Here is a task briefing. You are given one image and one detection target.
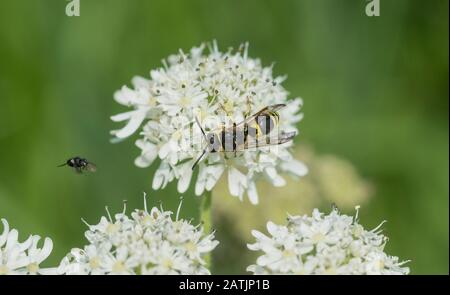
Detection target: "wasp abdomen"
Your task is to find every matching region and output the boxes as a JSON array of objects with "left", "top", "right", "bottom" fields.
[
  {"left": 221, "top": 131, "right": 235, "bottom": 152},
  {"left": 256, "top": 114, "right": 277, "bottom": 135}
]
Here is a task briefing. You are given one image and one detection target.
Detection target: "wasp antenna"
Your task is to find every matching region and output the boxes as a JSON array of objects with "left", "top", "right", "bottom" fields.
[
  {"left": 192, "top": 149, "right": 207, "bottom": 170},
  {"left": 194, "top": 116, "right": 208, "bottom": 141},
  {"left": 57, "top": 163, "right": 67, "bottom": 167}
]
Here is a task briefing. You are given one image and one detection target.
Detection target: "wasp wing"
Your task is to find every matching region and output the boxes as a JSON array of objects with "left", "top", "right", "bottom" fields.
[
  {"left": 209, "top": 104, "right": 287, "bottom": 133},
  {"left": 242, "top": 131, "right": 296, "bottom": 150},
  {"left": 234, "top": 104, "right": 286, "bottom": 129}
]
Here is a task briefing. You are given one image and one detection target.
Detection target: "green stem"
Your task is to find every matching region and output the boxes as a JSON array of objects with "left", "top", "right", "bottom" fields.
[{"left": 199, "top": 190, "right": 213, "bottom": 268}]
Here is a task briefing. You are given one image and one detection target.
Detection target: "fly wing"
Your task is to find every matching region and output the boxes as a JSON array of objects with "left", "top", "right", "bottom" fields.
[
  {"left": 242, "top": 131, "right": 296, "bottom": 150},
  {"left": 84, "top": 162, "right": 97, "bottom": 172}
]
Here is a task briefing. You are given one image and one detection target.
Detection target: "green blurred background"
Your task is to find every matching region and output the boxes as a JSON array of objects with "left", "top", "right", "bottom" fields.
[{"left": 0, "top": 0, "right": 448, "bottom": 274}]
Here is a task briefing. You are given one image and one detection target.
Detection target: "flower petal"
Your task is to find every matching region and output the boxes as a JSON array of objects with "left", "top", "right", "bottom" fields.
[
  {"left": 228, "top": 167, "right": 246, "bottom": 198},
  {"left": 112, "top": 110, "right": 147, "bottom": 139},
  {"left": 247, "top": 181, "right": 259, "bottom": 205}
]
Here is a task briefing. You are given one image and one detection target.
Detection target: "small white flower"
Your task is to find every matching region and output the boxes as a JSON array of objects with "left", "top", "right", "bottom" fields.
[
  {"left": 0, "top": 218, "right": 55, "bottom": 275},
  {"left": 247, "top": 206, "right": 410, "bottom": 275},
  {"left": 111, "top": 41, "right": 307, "bottom": 204},
  {"left": 58, "top": 194, "right": 219, "bottom": 275}
]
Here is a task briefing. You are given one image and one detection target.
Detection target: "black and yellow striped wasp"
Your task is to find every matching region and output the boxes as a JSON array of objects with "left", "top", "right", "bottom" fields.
[{"left": 192, "top": 104, "right": 296, "bottom": 169}]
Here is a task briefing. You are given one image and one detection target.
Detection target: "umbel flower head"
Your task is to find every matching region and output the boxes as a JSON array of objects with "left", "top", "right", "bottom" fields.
[
  {"left": 0, "top": 218, "right": 54, "bottom": 275},
  {"left": 111, "top": 41, "right": 307, "bottom": 204},
  {"left": 58, "top": 195, "right": 219, "bottom": 275},
  {"left": 247, "top": 206, "right": 410, "bottom": 275},
  {"left": 213, "top": 144, "right": 372, "bottom": 240}
]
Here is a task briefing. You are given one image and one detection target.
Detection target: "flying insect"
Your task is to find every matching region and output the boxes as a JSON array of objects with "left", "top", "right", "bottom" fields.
[{"left": 58, "top": 157, "right": 97, "bottom": 173}]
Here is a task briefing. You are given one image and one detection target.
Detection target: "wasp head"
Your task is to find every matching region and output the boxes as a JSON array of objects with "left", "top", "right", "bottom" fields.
[{"left": 206, "top": 133, "right": 221, "bottom": 153}]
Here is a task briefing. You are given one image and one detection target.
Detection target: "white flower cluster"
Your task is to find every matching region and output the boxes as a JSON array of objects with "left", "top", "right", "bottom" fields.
[
  {"left": 247, "top": 206, "right": 410, "bottom": 275},
  {"left": 0, "top": 218, "right": 54, "bottom": 275},
  {"left": 58, "top": 196, "right": 219, "bottom": 275},
  {"left": 111, "top": 41, "right": 307, "bottom": 204}
]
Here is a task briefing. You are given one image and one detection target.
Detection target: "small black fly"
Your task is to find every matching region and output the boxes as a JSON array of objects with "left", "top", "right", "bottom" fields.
[{"left": 58, "top": 157, "right": 97, "bottom": 173}]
